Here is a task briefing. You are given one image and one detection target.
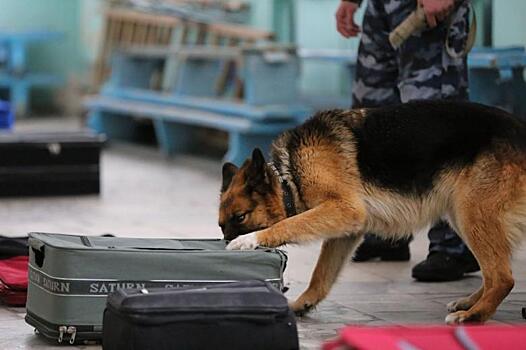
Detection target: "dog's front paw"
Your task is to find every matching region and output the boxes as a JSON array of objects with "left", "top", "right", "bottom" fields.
[
  {"left": 447, "top": 299, "right": 471, "bottom": 313},
  {"left": 445, "top": 310, "right": 483, "bottom": 324},
  {"left": 289, "top": 298, "right": 317, "bottom": 317},
  {"left": 226, "top": 232, "right": 259, "bottom": 250}
]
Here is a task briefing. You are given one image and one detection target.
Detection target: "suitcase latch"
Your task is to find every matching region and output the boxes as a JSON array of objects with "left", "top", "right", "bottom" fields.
[
  {"left": 57, "top": 325, "right": 76, "bottom": 344},
  {"left": 58, "top": 326, "right": 66, "bottom": 343},
  {"left": 47, "top": 143, "right": 61, "bottom": 156},
  {"left": 67, "top": 326, "right": 77, "bottom": 344}
]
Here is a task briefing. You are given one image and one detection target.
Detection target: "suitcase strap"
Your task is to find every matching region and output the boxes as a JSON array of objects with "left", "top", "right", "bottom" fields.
[{"left": 28, "top": 265, "right": 283, "bottom": 297}]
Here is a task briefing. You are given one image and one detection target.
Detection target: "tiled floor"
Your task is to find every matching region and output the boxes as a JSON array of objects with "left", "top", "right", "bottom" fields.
[{"left": 0, "top": 117, "right": 525, "bottom": 349}]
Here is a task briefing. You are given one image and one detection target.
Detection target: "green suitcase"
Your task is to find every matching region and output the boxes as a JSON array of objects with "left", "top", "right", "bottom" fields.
[{"left": 25, "top": 232, "right": 287, "bottom": 344}]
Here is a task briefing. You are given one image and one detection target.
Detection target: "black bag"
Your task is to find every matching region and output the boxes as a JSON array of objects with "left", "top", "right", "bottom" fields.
[
  {"left": 103, "top": 280, "right": 299, "bottom": 350},
  {"left": 0, "top": 131, "right": 104, "bottom": 196},
  {"left": 0, "top": 236, "right": 28, "bottom": 259}
]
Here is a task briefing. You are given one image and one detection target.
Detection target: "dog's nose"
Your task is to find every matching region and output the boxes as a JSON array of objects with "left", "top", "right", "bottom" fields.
[
  {"left": 219, "top": 223, "right": 225, "bottom": 234},
  {"left": 223, "top": 233, "right": 239, "bottom": 241}
]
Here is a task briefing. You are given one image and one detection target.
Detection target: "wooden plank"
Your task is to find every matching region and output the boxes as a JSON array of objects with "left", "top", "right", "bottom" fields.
[
  {"left": 106, "top": 8, "right": 181, "bottom": 27},
  {"left": 118, "top": 45, "right": 242, "bottom": 60},
  {"left": 118, "top": 44, "right": 295, "bottom": 59},
  {"left": 121, "top": 21, "right": 134, "bottom": 44},
  {"left": 101, "top": 86, "right": 310, "bottom": 121},
  {"left": 145, "top": 25, "right": 158, "bottom": 44},
  {"left": 207, "top": 22, "right": 274, "bottom": 42},
  {"left": 84, "top": 96, "right": 292, "bottom": 133},
  {"left": 0, "top": 31, "right": 62, "bottom": 43},
  {"left": 161, "top": 26, "right": 173, "bottom": 45},
  {"left": 195, "top": 23, "right": 208, "bottom": 45},
  {"left": 134, "top": 23, "right": 148, "bottom": 44},
  {"left": 298, "top": 48, "right": 357, "bottom": 64},
  {"left": 93, "top": 14, "right": 114, "bottom": 88},
  {"left": 0, "top": 73, "right": 62, "bottom": 87}
]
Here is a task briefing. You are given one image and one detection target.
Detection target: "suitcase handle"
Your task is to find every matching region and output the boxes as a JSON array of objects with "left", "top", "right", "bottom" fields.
[
  {"left": 31, "top": 247, "right": 45, "bottom": 268},
  {"left": 129, "top": 247, "right": 204, "bottom": 251},
  {"left": 28, "top": 239, "right": 46, "bottom": 267},
  {"left": 78, "top": 237, "right": 199, "bottom": 250},
  {"left": 79, "top": 237, "right": 199, "bottom": 250}
]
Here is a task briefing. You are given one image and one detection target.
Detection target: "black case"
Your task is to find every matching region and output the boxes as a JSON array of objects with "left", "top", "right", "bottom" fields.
[
  {"left": 0, "top": 132, "right": 104, "bottom": 196},
  {"left": 103, "top": 280, "right": 299, "bottom": 350}
]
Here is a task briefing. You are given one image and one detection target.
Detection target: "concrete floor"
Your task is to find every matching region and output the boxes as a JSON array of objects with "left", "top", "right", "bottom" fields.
[{"left": 1, "top": 117, "right": 525, "bottom": 349}]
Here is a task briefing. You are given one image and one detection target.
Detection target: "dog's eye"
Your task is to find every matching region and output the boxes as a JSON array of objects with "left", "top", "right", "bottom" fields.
[{"left": 234, "top": 214, "right": 246, "bottom": 223}]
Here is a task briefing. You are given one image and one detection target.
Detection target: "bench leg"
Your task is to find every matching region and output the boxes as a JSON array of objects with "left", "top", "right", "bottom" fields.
[
  {"left": 225, "top": 132, "right": 277, "bottom": 166},
  {"left": 153, "top": 120, "right": 195, "bottom": 156},
  {"left": 87, "top": 110, "right": 138, "bottom": 141},
  {"left": 9, "top": 40, "right": 26, "bottom": 75},
  {"left": 11, "top": 82, "right": 29, "bottom": 117}
]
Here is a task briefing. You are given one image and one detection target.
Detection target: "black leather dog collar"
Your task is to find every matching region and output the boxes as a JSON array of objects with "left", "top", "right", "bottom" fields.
[{"left": 268, "top": 163, "right": 297, "bottom": 218}]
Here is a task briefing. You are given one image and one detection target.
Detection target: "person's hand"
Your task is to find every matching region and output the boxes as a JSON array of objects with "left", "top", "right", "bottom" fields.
[
  {"left": 418, "top": 0, "right": 455, "bottom": 28},
  {"left": 336, "top": 1, "right": 360, "bottom": 38}
]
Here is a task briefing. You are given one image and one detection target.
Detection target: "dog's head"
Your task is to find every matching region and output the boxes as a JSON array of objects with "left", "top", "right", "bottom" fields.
[{"left": 218, "top": 148, "right": 285, "bottom": 241}]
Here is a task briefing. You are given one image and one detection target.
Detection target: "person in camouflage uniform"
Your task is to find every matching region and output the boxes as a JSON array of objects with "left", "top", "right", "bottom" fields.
[{"left": 336, "top": 0, "right": 480, "bottom": 281}]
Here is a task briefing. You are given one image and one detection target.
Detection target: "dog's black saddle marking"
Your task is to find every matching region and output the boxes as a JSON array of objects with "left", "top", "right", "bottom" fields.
[{"left": 351, "top": 100, "right": 526, "bottom": 195}]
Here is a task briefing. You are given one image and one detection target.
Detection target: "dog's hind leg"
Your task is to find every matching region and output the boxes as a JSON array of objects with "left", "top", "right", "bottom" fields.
[
  {"left": 446, "top": 192, "right": 515, "bottom": 323},
  {"left": 447, "top": 286, "right": 484, "bottom": 313},
  {"left": 290, "top": 235, "right": 363, "bottom": 315},
  {"left": 445, "top": 230, "right": 514, "bottom": 324}
]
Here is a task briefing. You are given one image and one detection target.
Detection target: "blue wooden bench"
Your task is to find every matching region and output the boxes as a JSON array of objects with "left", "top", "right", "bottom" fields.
[
  {"left": 85, "top": 45, "right": 310, "bottom": 165},
  {"left": 468, "top": 46, "right": 526, "bottom": 117},
  {"left": 0, "top": 31, "right": 63, "bottom": 116},
  {"left": 298, "top": 47, "right": 526, "bottom": 118},
  {"left": 298, "top": 48, "right": 356, "bottom": 110}
]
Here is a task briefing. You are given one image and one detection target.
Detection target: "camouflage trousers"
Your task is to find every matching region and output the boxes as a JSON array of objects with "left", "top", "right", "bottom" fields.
[
  {"left": 352, "top": 0, "right": 472, "bottom": 256},
  {"left": 352, "top": 0, "right": 471, "bottom": 107}
]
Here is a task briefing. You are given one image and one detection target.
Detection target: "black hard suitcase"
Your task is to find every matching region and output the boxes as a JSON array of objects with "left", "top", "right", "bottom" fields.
[
  {"left": 103, "top": 280, "right": 299, "bottom": 350},
  {"left": 0, "top": 131, "right": 104, "bottom": 196}
]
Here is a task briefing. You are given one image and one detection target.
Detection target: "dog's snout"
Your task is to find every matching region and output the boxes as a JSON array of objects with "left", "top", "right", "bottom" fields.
[{"left": 222, "top": 226, "right": 239, "bottom": 241}]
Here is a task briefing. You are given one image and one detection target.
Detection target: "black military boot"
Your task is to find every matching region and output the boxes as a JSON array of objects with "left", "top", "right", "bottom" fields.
[
  {"left": 352, "top": 234, "right": 411, "bottom": 262},
  {"left": 411, "top": 250, "right": 480, "bottom": 282}
]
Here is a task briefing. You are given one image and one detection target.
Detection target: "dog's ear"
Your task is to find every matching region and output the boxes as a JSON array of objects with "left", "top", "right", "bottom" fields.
[
  {"left": 221, "top": 162, "right": 238, "bottom": 192},
  {"left": 251, "top": 148, "right": 265, "bottom": 170},
  {"left": 247, "top": 148, "right": 271, "bottom": 193}
]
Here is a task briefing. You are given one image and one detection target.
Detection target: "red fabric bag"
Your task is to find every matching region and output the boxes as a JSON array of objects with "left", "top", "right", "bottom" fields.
[
  {"left": 324, "top": 325, "right": 526, "bottom": 350},
  {"left": 455, "top": 325, "right": 526, "bottom": 350},
  {"left": 323, "top": 326, "right": 462, "bottom": 350},
  {"left": 0, "top": 256, "right": 28, "bottom": 306}
]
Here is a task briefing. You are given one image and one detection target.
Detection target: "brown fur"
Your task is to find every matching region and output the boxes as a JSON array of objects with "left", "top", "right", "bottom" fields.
[{"left": 218, "top": 107, "right": 526, "bottom": 324}]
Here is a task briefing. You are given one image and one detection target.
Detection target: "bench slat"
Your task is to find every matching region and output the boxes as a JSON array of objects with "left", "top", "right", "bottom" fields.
[
  {"left": 0, "top": 73, "right": 62, "bottom": 87},
  {"left": 102, "top": 86, "right": 309, "bottom": 122},
  {"left": 85, "top": 95, "right": 296, "bottom": 134}
]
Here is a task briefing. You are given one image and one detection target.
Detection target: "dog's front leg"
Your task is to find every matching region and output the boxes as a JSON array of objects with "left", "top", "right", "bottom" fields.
[
  {"left": 290, "top": 235, "right": 363, "bottom": 315},
  {"left": 227, "top": 199, "right": 366, "bottom": 250},
  {"left": 226, "top": 199, "right": 366, "bottom": 312}
]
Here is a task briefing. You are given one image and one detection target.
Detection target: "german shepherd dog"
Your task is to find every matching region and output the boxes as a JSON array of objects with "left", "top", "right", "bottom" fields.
[{"left": 219, "top": 100, "right": 526, "bottom": 324}]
